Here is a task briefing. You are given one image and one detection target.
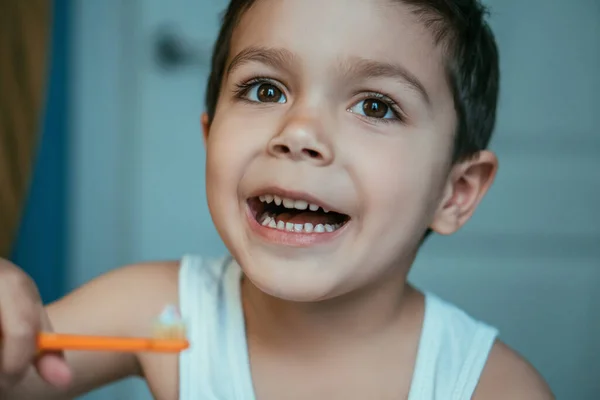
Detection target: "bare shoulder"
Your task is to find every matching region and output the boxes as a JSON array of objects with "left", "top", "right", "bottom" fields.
[
  {"left": 44, "top": 260, "right": 181, "bottom": 398},
  {"left": 49, "top": 260, "right": 181, "bottom": 338},
  {"left": 473, "top": 340, "right": 555, "bottom": 400}
]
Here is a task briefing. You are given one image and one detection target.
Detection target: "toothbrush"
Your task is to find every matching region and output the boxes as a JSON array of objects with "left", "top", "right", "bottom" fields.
[{"left": 36, "top": 305, "right": 189, "bottom": 353}]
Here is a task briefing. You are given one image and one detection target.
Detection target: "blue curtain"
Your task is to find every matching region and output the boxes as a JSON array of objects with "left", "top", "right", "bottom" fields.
[{"left": 11, "top": 0, "right": 70, "bottom": 305}]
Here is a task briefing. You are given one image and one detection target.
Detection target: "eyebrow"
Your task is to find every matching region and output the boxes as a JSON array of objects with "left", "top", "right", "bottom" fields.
[
  {"left": 342, "top": 57, "right": 431, "bottom": 107},
  {"left": 226, "top": 46, "right": 431, "bottom": 107},
  {"left": 227, "top": 46, "right": 296, "bottom": 76}
]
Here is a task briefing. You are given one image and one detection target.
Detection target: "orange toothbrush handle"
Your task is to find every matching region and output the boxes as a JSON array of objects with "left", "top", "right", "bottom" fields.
[{"left": 38, "top": 333, "right": 189, "bottom": 353}]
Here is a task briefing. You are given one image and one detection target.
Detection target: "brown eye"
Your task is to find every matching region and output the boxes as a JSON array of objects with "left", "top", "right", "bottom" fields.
[
  {"left": 257, "top": 83, "right": 284, "bottom": 103},
  {"left": 362, "top": 98, "right": 389, "bottom": 118}
]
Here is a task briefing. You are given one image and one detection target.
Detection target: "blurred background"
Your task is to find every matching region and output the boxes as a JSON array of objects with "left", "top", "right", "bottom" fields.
[{"left": 1, "top": 0, "right": 598, "bottom": 399}]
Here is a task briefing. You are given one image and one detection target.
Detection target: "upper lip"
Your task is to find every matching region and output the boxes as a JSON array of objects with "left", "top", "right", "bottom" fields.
[{"left": 248, "top": 186, "right": 348, "bottom": 215}]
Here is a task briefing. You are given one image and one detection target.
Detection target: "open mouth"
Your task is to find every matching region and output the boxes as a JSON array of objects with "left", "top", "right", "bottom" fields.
[{"left": 247, "top": 194, "right": 351, "bottom": 234}]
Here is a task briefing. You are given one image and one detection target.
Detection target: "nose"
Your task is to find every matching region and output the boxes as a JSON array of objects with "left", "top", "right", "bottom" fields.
[{"left": 267, "top": 116, "right": 334, "bottom": 165}]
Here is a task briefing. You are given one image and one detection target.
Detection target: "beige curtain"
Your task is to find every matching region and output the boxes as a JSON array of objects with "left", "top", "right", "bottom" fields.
[{"left": 0, "top": 0, "right": 51, "bottom": 257}]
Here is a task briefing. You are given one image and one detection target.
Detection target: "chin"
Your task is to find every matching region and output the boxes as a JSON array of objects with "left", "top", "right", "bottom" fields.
[{"left": 239, "top": 252, "right": 350, "bottom": 302}]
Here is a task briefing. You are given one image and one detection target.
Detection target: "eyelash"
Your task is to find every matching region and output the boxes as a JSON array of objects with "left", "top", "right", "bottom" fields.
[
  {"left": 233, "top": 76, "right": 283, "bottom": 100},
  {"left": 350, "top": 91, "right": 405, "bottom": 124},
  {"left": 232, "top": 77, "right": 405, "bottom": 123}
]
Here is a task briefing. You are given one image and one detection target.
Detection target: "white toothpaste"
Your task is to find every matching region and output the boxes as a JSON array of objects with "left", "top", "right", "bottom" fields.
[
  {"left": 154, "top": 304, "right": 186, "bottom": 338},
  {"left": 158, "top": 304, "right": 182, "bottom": 325}
]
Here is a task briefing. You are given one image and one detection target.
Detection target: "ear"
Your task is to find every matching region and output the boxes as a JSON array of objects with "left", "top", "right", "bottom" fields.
[
  {"left": 201, "top": 112, "right": 210, "bottom": 147},
  {"left": 430, "top": 150, "right": 498, "bottom": 235}
]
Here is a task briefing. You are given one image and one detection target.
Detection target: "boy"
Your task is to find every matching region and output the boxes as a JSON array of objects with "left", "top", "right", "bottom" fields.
[{"left": 0, "top": 0, "right": 555, "bottom": 399}]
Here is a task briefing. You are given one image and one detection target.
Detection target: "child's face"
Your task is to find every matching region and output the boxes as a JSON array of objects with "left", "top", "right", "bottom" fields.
[{"left": 204, "top": 0, "right": 468, "bottom": 300}]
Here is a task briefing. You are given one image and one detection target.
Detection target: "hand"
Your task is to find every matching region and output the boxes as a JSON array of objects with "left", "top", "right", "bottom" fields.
[{"left": 0, "top": 259, "right": 72, "bottom": 390}]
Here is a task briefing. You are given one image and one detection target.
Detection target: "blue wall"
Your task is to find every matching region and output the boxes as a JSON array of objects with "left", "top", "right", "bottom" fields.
[{"left": 11, "top": 0, "right": 70, "bottom": 304}]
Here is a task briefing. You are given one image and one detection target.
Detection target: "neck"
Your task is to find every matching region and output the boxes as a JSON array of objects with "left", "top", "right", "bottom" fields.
[{"left": 242, "top": 259, "right": 422, "bottom": 353}]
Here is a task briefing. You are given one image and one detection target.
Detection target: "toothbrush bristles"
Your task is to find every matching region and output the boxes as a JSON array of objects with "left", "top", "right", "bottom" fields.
[
  {"left": 153, "top": 321, "right": 187, "bottom": 339},
  {"left": 153, "top": 304, "right": 187, "bottom": 341}
]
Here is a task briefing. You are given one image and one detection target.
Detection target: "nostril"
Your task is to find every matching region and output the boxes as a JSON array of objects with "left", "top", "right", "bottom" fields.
[
  {"left": 273, "top": 144, "right": 290, "bottom": 154},
  {"left": 270, "top": 142, "right": 324, "bottom": 160},
  {"left": 303, "top": 149, "right": 322, "bottom": 159}
]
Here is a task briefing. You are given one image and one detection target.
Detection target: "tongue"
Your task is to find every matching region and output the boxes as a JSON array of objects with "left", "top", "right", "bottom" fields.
[{"left": 274, "top": 211, "right": 339, "bottom": 225}]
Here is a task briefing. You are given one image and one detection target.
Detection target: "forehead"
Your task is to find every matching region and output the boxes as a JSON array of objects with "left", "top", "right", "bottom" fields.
[{"left": 229, "top": 0, "right": 452, "bottom": 107}]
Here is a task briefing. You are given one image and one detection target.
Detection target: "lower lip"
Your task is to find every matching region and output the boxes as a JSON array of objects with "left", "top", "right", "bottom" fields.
[{"left": 245, "top": 205, "right": 349, "bottom": 247}]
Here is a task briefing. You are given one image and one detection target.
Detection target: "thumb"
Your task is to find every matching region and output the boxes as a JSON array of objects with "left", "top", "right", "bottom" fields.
[{"left": 33, "top": 310, "right": 73, "bottom": 389}]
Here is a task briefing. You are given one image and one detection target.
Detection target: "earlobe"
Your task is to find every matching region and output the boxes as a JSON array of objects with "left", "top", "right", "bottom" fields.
[
  {"left": 430, "top": 150, "right": 498, "bottom": 235},
  {"left": 201, "top": 113, "right": 210, "bottom": 146}
]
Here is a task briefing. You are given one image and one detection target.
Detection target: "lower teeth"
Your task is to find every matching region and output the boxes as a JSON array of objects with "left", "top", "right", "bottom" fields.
[{"left": 259, "top": 213, "right": 342, "bottom": 233}]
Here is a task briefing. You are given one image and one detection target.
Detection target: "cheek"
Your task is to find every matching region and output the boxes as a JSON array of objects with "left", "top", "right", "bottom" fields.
[
  {"left": 350, "top": 135, "right": 445, "bottom": 237},
  {"left": 205, "top": 117, "right": 250, "bottom": 206},
  {"left": 205, "top": 111, "right": 277, "bottom": 221}
]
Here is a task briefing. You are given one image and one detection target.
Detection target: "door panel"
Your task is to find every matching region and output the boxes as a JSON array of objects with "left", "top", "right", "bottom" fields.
[{"left": 132, "top": 0, "right": 230, "bottom": 263}]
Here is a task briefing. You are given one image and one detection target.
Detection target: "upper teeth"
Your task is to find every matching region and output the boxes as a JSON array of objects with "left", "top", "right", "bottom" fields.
[{"left": 259, "top": 195, "right": 328, "bottom": 213}]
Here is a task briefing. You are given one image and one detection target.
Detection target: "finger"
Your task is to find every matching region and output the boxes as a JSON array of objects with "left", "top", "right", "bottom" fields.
[
  {"left": 35, "top": 353, "right": 72, "bottom": 389},
  {"left": 33, "top": 310, "right": 72, "bottom": 388},
  {"left": 0, "top": 278, "right": 40, "bottom": 386}
]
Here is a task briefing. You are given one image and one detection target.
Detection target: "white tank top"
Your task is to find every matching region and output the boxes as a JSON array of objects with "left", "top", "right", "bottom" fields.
[{"left": 178, "top": 255, "right": 498, "bottom": 399}]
